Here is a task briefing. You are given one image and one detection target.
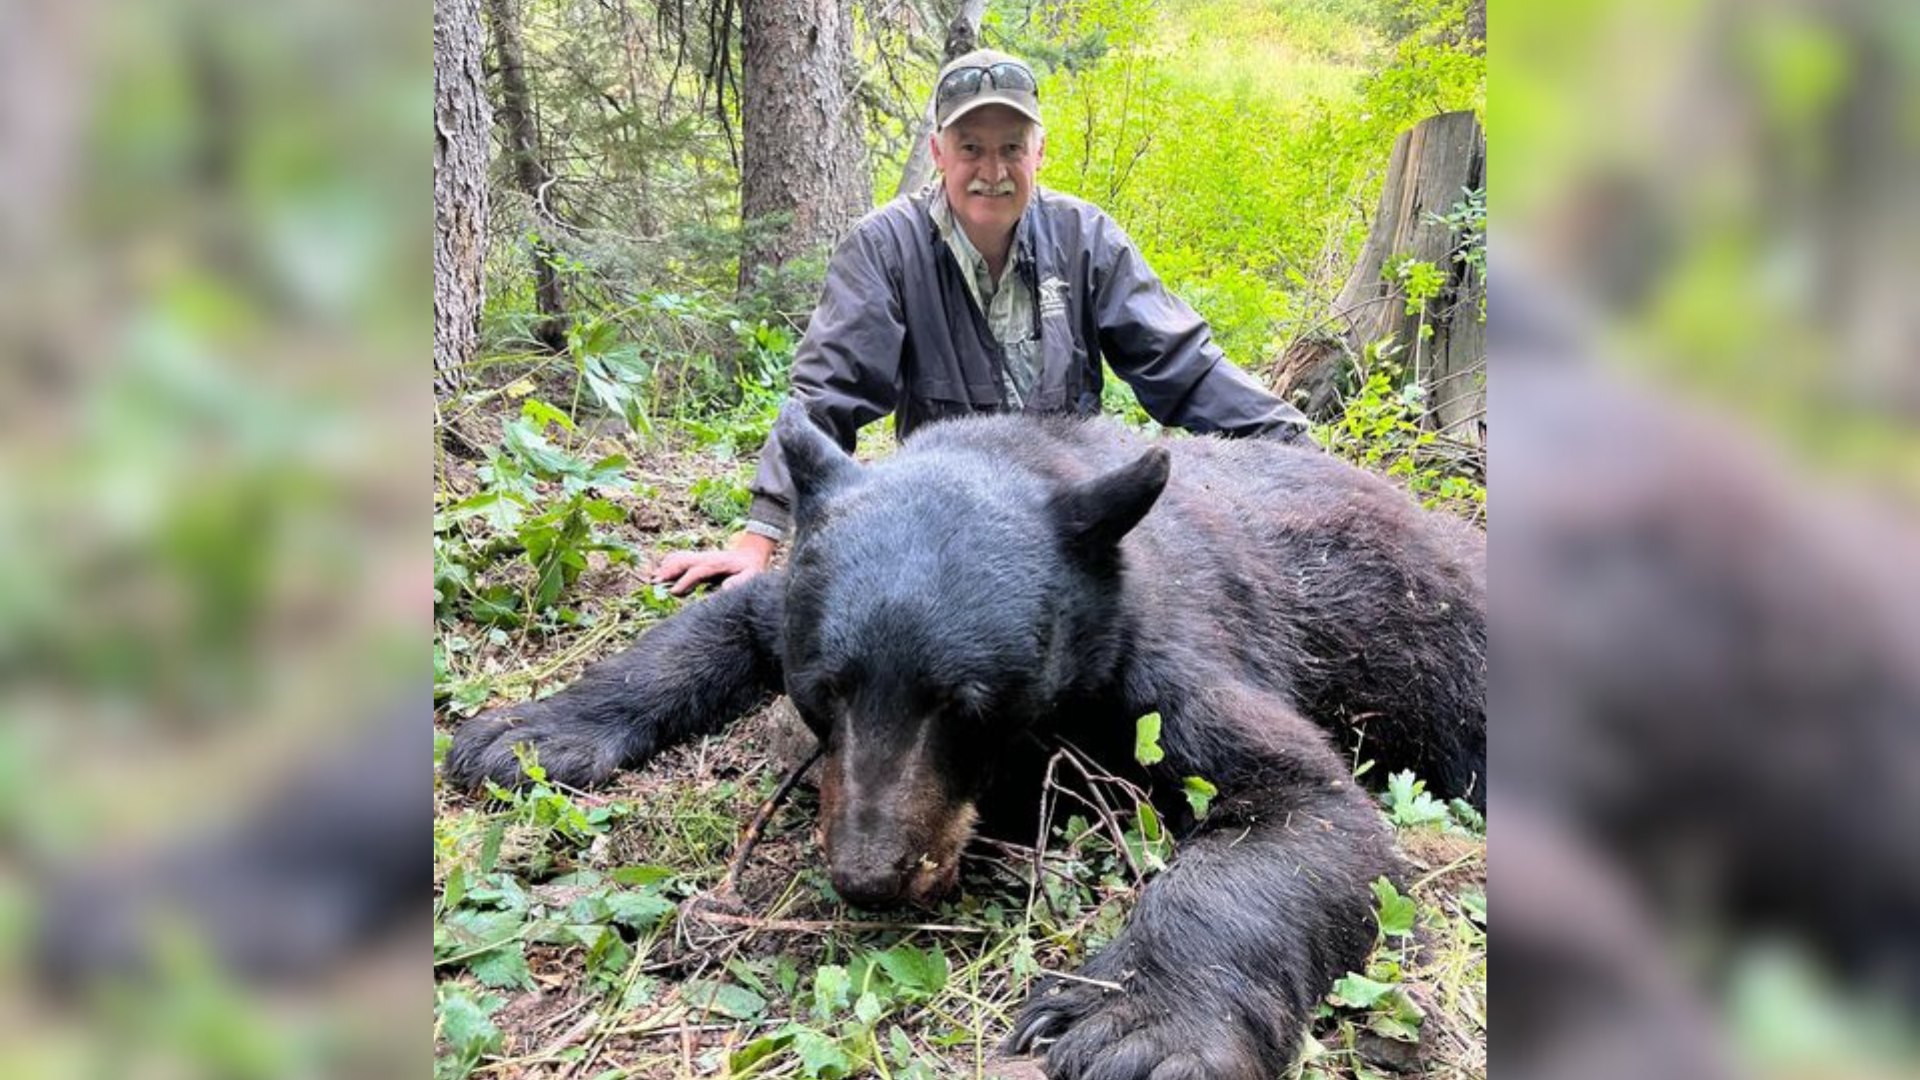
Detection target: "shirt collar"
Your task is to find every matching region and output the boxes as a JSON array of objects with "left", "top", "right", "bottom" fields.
[{"left": 930, "top": 186, "right": 1032, "bottom": 280}]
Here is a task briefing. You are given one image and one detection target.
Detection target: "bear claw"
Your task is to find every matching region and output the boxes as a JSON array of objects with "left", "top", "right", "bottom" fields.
[
  {"left": 1007, "top": 979, "right": 1267, "bottom": 1080},
  {"left": 443, "top": 709, "right": 625, "bottom": 792}
]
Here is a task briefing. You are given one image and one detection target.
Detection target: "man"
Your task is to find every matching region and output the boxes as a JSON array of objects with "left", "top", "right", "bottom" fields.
[{"left": 655, "top": 48, "right": 1309, "bottom": 593}]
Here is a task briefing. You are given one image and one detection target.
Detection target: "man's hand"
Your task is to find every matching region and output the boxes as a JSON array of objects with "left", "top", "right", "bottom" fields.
[{"left": 651, "top": 531, "right": 777, "bottom": 595}]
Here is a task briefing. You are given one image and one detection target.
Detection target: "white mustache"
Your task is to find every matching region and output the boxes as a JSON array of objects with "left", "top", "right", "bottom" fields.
[{"left": 967, "top": 179, "right": 1016, "bottom": 196}]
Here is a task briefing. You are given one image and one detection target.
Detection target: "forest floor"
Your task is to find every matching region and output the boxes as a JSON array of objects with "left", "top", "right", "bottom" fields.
[{"left": 433, "top": 408, "right": 1486, "bottom": 1080}]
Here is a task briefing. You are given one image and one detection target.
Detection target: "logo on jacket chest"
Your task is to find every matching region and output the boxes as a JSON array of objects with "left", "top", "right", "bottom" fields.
[{"left": 1037, "top": 276, "right": 1069, "bottom": 319}]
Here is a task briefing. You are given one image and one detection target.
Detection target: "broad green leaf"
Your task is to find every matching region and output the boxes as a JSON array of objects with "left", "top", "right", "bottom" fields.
[
  {"left": 611, "top": 865, "right": 678, "bottom": 887},
  {"left": 468, "top": 943, "right": 534, "bottom": 991},
  {"left": 1134, "top": 712, "right": 1165, "bottom": 766},
  {"left": 1371, "top": 877, "right": 1417, "bottom": 938},
  {"left": 1384, "top": 770, "right": 1450, "bottom": 828},
  {"left": 792, "top": 1027, "right": 855, "bottom": 1079},
  {"left": 1367, "top": 1014, "right": 1422, "bottom": 1043},
  {"left": 1182, "top": 775, "right": 1217, "bottom": 818},
  {"left": 725, "top": 958, "right": 771, "bottom": 997},
  {"left": 854, "top": 990, "right": 884, "bottom": 1026},
  {"left": 449, "top": 680, "right": 493, "bottom": 715},
  {"left": 811, "top": 964, "right": 851, "bottom": 1021},
  {"left": 1460, "top": 890, "right": 1486, "bottom": 926},
  {"left": 1136, "top": 802, "right": 1162, "bottom": 843},
  {"left": 521, "top": 398, "right": 576, "bottom": 433},
  {"left": 1329, "top": 973, "right": 1396, "bottom": 1008},
  {"left": 1449, "top": 797, "right": 1486, "bottom": 833},
  {"left": 888, "top": 1026, "right": 915, "bottom": 1066},
  {"left": 681, "top": 978, "right": 766, "bottom": 1020},
  {"left": 875, "top": 944, "right": 949, "bottom": 1000},
  {"left": 728, "top": 1032, "right": 795, "bottom": 1073},
  {"left": 503, "top": 417, "right": 586, "bottom": 480},
  {"left": 441, "top": 908, "right": 523, "bottom": 954},
  {"left": 584, "top": 928, "right": 632, "bottom": 982},
  {"left": 607, "top": 890, "right": 676, "bottom": 931},
  {"left": 440, "top": 489, "right": 528, "bottom": 533},
  {"left": 441, "top": 863, "right": 467, "bottom": 913},
  {"left": 436, "top": 987, "right": 504, "bottom": 1062}
]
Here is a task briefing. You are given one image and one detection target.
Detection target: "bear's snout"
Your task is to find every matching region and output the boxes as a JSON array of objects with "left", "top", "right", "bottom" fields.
[
  {"left": 828, "top": 861, "right": 911, "bottom": 908},
  {"left": 817, "top": 746, "right": 981, "bottom": 909},
  {"left": 827, "top": 845, "right": 962, "bottom": 909}
]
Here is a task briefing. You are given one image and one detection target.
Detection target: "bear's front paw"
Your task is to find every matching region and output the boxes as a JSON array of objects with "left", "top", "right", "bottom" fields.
[
  {"left": 1006, "top": 976, "right": 1271, "bottom": 1080},
  {"left": 442, "top": 709, "right": 628, "bottom": 792}
]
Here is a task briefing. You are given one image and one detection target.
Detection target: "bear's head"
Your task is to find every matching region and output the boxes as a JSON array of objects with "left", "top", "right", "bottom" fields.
[{"left": 772, "top": 404, "right": 1169, "bottom": 908}]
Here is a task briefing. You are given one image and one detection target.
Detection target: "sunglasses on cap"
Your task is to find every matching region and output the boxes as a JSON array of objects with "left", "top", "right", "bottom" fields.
[{"left": 936, "top": 62, "right": 1039, "bottom": 105}]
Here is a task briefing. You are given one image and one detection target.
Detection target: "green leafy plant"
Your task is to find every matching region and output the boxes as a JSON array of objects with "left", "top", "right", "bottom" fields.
[
  {"left": 1382, "top": 768, "right": 1452, "bottom": 829},
  {"left": 434, "top": 399, "right": 637, "bottom": 624},
  {"left": 568, "top": 314, "right": 654, "bottom": 437},
  {"left": 1428, "top": 186, "right": 1486, "bottom": 304},
  {"left": 435, "top": 985, "right": 505, "bottom": 1080},
  {"left": 1318, "top": 347, "right": 1485, "bottom": 521},
  {"left": 726, "top": 942, "right": 955, "bottom": 1080},
  {"left": 689, "top": 473, "right": 752, "bottom": 527},
  {"left": 1382, "top": 769, "right": 1484, "bottom": 834},
  {"left": 1324, "top": 877, "right": 1427, "bottom": 1044}
]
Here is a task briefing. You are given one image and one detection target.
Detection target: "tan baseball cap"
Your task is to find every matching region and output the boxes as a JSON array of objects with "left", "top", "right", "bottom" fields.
[{"left": 934, "top": 49, "right": 1042, "bottom": 129}]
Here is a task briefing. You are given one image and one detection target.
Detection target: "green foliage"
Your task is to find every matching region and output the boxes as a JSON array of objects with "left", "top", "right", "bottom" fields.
[
  {"left": 1324, "top": 877, "right": 1428, "bottom": 1045},
  {"left": 725, "top": 942, "right": 957, "bottom": 1080},
  {"left": 432, "top": 754, "right": 685, "bottom": 1078},
  {"left": 1382, "top": 768, "right": 1483, "bottom": 834},
  {"left": 1430, "top": 185, "right": 1487, "bottom": 300},
  {"left": 435, "top": 986, "right": 505, "bottom": 1080},
  {"left": 1012, "top": 0, "right": 1484, "bottom": 368},
  {"left": 1382, "top": 768, "right": 1452, "bottom": 829},
  {"left": 1371, "top": 876, "right": 1419, "bottom": 938},
  {"left": 1133, "top": 711, "right": 1165, "bottom": 766},
  {"left": 1318, "top": 349, "right": 1486, "bottom": 521},
  {"left": 689, "top": 473, "right": 752, "bottom": 527},
  {"left": 567, "top": 314, "right": 654, "bottom": 437},
  {"left": 1181, "top": 775, "right": 1218, "bottom": 818},
  {"left": 435, "top": 399, "right": 639, "bottom": 627},
  {"left": 1391, "top": 255, "right": 1449, "bottom": 321}
]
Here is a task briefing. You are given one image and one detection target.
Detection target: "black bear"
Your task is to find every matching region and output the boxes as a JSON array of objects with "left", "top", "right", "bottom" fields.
[{"left": 446, "top": 407, "right": 1485, "bottom": 1080}]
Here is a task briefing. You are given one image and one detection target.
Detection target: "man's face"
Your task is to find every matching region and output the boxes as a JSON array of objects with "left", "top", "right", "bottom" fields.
[{"left": 931, "top": 106, "right": 1043, "bottom": 246}]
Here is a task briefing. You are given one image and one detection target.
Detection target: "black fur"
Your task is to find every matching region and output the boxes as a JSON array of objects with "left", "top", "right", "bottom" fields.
[{"left": 445, "top": 410, "right": 1485, "bottom": 1079}]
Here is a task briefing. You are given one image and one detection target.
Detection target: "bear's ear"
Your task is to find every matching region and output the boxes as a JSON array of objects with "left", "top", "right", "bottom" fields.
[
  {"left": 1050, "top": 447, "right": 1171, "bottom": 552},
  {"left": 775, "top": 400, "right": 860, "bottom": 513}
]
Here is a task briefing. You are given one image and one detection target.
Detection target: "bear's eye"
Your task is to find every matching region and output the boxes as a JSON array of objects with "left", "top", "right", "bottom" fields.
[{"left": 949, "top": 681, "right": 994, "bottom": 720}]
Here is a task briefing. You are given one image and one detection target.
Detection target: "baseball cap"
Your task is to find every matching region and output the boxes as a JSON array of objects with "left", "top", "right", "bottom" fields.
[{"left": 933, "top": 49, "right": 1042, "bottom": 130}]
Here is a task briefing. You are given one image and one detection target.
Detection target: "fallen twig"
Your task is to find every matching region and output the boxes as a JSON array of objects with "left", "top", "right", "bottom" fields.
[
  {"left": 684, "top": 907, "right": 987, "bottom": 936},
  {"left": 718, "top": 742, "right": 825, "bottom": 896}
]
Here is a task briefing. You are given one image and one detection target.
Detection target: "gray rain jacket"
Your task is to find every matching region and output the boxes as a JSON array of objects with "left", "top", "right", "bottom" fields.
[{"left": 747, "top": 186, "right": 1309, "bottom": 534}]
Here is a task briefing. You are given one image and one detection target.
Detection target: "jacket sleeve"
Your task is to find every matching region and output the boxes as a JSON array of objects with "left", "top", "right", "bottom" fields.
[
  {"left": 747, "top": 226, "right": 906, "bottom": 537},
  {"left": 1090, "top": 213, "right": 1310, "bottom": 442}
]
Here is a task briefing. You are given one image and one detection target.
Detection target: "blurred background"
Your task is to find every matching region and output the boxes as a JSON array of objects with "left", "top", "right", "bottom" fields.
[
  {"left": 1494, "top": 0, "right": 1919, "bottom": 1078},
  {"left": 0, "top": 0, "right": 1915, "bottom": 1075},
  {"left": 0, "top": 0, "right": 425, "bottom": 1076}
]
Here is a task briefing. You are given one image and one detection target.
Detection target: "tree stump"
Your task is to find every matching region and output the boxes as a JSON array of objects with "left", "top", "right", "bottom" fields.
[{"left": 1275, "top": 111, "right": 1485, "bottom": 440}]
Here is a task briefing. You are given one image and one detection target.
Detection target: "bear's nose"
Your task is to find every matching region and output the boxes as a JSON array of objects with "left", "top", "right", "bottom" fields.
[{"left": 830, "top": 864, "right": 907, "bottom": 909}]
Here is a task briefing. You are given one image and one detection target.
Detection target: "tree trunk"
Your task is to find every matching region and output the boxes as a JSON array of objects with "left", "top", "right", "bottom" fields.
[
  {"left": 484, "top": 0, "right": 569, "bottom": 352},
  {"left": 1274, "top": 110, "right": 1485, "bottom": 439},
  {"left": 895, "top": 0, "right": 989, "bottom": 198},
  {"left": 738, "top": 0, "right": 870, "bottom": 307},
  {"left": 435, "top": 0, "right": 491, "bottom": 402}
]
